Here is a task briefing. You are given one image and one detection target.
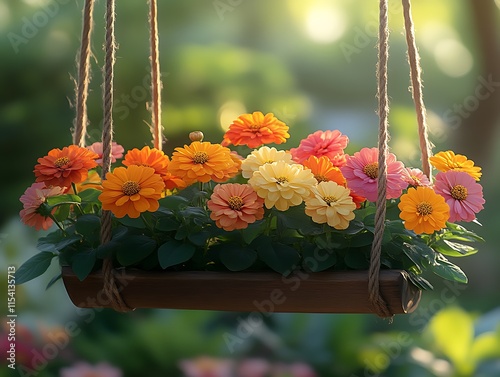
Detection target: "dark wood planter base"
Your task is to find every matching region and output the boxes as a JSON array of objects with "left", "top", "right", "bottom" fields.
[{"left": 61, "top": 267, "right": 421, "bottom": 314}]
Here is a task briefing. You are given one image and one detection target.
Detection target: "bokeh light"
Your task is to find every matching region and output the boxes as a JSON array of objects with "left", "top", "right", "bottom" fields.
[
  {"left": 433, "top": 38, "right": 473, "bottom": 77},
  {"left": 305, "top": 3, "right": 347, "bottom": 44}
]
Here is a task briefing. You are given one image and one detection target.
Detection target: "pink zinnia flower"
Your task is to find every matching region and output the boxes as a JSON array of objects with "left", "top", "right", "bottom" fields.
[
  {"left": 207, "top": 184, "right": 265, "bottom": 231},
  {"left": 341, "top": 147, "right": 408, "bottom": 202},
  {"left": 237, "top": 358, "right": 271, "bottom": 377},
  {"left": 19, "top": 182, "right": 65, "bottom": 230},
  {"left": 87, "top": 142, "right": 124, "bottom": 165},
  {"left": 271, "top": 362, "right": 317, "bottom": 377},
  {"left": 402, "top": 167, "right": 431, "bottom": 187},
  {"left": 290, "top": 130, "right": 349, "bottom": 167},
  {"left": 60, "top": 362, "right": 122, "bottom": 377},
  {"left": 434, "top": 171, "right": 485, "bottom": 222}
]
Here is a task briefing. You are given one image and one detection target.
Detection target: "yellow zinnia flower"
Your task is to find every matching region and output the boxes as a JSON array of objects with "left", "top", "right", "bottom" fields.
[
  {"left": 398, "top": 186, "right": 450, "bottom": 235},
  {"left": 241, "top": 146, "right": 293, "bottom": 179},
  {"left": 168, "top": 141, "right": 239, "bottom": 185},
  {"left": 248, "top": 161, "right": 316, "bottom": 211},
  {"left": 429, "top": 151, "right": 482, "bottom": 181},
  {"left": 99, "top": 165, "right": 165, "bottom": 218},
  {"left": 305, "top": 181, "right": 356, "bottom": 230}
]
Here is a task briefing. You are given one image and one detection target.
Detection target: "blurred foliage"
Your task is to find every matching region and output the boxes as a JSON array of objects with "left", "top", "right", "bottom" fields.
[{"left": 1, "top": 1, "right": 500, "bottom": 376}]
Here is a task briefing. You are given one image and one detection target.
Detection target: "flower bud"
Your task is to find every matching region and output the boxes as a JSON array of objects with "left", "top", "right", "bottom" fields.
[{"left": 189, "top": 131, "right": 204, "bottom": 142}]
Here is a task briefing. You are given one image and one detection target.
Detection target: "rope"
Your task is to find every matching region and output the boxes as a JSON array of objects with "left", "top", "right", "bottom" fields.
[
  {"left": 369, "top": 0, "right": 393, "bottom": 319},
  {"left": 100, "top": 0, "right": 133, "bottom": 312},
  {"left": 402, "top": 0, "right": 433, "bottom": 181},
  {"left": 73, "top": 0, "right": 94, "bottom": 147},
  {"left": 149, "top": 0, "right": 163, "bottom": 150}
]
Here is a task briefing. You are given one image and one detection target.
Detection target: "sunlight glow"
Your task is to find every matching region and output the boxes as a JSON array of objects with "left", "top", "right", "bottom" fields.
[
  {"left": 433, "top": 39, "right": 473, "bottom": 78},
  {"left": 305, "top": 3, "right": 347, "bottom": 44},
  {"left": 0, "top": 2, "right": 10, "bottom": 31},
  {"left": 218, "top": 101, "right": 247, "bottom": 132},
  {"left": 496, "top": 0, "right": 500, "bottom": 9}
]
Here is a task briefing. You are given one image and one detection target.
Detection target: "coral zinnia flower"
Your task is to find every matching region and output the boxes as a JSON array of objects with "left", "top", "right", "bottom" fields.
[
  {"left": 402, "top": 167, "right": 430, "bottom": 187},
  {"left": 302, "top": 156, "right": 346, "bottom": 185},
  {"left": 168, "top": 142, "right": 239, "bottom": 185},
  {"left": 19, "top": 182, "right": 65, "bottom": 230},
  {"left": 123, "top": 146, "right": 186, "bottom": 190},
  {"left": 341, "top": 147, "right": 408, "bottom": 202},
  {"left": 398, "top": 186, "right": 450, "bottom": 234},
  {"left": 207, "top": 184, "right": 265, "bottom": 231},
  {"left": 87, "top": 141, "right": 124, "bottom": 165},
  {"left": 434, "top": 171, "right": 485, "bottom": 223},
  {"left": 222, "top": 112, "right": 290, "bottom": 148},
  {"left": 241, "top": 146, "right": 293, "bottom": 179},
  {"left": 290, "top": 130, "right": 349, "bottom": 167},
  {"left": 305, "top": 181, "right": 356, "bottom": 230},
  {"left": 60, "top": 362, "right": 122, "bottom": 377},
  {"left": 34, "top": 145, "right": 98, "bottom": 188},
  {"left": 99, "top": 165, "right": 164, "bottom": 218},
  {"left": 248, "top": 161, "right": 317, "bottom": 211},
  {"left": 430, "top": 151, "right": 482, "bottom": 181}
]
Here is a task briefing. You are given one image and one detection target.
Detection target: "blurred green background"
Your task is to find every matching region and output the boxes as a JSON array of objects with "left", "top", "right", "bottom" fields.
[{"left": 1, "top": 0, "right": 500, "bottom": 376}]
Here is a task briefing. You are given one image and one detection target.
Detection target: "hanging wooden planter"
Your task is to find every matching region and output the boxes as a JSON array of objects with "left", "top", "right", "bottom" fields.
[{"left": 61, "top": 267, "right": 421, "bottom": 314}]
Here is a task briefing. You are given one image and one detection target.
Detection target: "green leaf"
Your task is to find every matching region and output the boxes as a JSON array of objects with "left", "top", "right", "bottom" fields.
[
  {"left": 117, "top": 215, "right": 146, "bottom": 229},
  {"left": 46, "top": 194, "right": 81, "bottom": 206},
  {"left": 275, "top": 204, "right": 320, "bottom": 235},
  {"left": 427, "top": 307, "right": 474, "bottom": 374},
  {"left": 55, "top": 235, "right": 82, "bottom": 251},
  {"left": 219, "top": 246, "right": 257, "bottom": 271},
  {"left": 157, "top": 240, "right": 196, "bottom": 269},
  {"left": 407, "top": 272, "right": 433, "bottom": 290},
  {"left": 75, "top": 214, "right": 101, "bottom": 242},
  {"left": 349, "top": 232, "right": 374, "bottom": 248},
  {"left": 78, "top": 188, "right": 101, "bottom": 203},
  {"left": 434, "top": 239, "right": 478, "bottom": 258},
  {"left": 15, "top": 252, "right": 55, "bottom": 285},
  {"left": 431, "top": 255, "right": 468, "bottom": 284},
  {"left": 344, "top": 249, "right": 370, "bottom": 269},
  {"left": 241, "top": 220, "right": 266, "bottom": 245},
  {"left": 159, "top": 195, "right": 189, "bottom": 211},
  {"left": 187, "top": 230, "right": 211, "bottom": 247},
  {"left": 53, "top": 204, "right": 71, "bottom": 222},
  {"left": 155, "top": 216, "right": 180, "bottom": 232},
  {"left": 302, "top": 246, "right": 337, "bottom": 272},
  {"left": 45, "top": 273, "right": 62, "bottom": 290},
  {"left": 255, "top": 237, "right": 300, "bottom": 276},
  {"left": 71, "top": 249, "right": 97, "bottom": 281},
  {"left": 37, "top": 231, "right": 65, "bottom": 252},
  {"left": 116, "top": 236, "right": 157, "bottom": 266}
]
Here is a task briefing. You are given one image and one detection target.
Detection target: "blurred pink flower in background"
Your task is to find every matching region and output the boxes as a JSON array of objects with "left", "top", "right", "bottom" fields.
[
  {"left": 271, "top": 362, "right": 317, "bottom": 377},
  {"left": 179, "top": 356, "right": 234, "bottom": 377},
  {"left": 402, "top": 167, "right": 431, "bottom": 187},
  {"left": 237, "top": 358, "right": 271, "bottom": 377},
  {"left": 19, "top": 182, "right": 65, "bottom": 230},
  {"left": 60, "top": 362, "right": 122, "bottom": 377},
  {"left": 87, "top": 142, "right": 124, "bottom": 165}
]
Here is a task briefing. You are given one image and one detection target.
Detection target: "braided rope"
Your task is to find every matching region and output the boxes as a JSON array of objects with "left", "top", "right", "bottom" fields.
[
  {"left": 73, "top": 0, "right": 94, "bottom": 147},
  {"left": 402, "top": 0, "right": 433, "bottom": 180},
  {"left": 368, "top": 0, "right": 393, "bottom": 319},
  {"left": 149, "top": 0, "right": 163, "bottom": 150},
  {"left": 100, "top": 0, "right": 132, "bottom": 312}
]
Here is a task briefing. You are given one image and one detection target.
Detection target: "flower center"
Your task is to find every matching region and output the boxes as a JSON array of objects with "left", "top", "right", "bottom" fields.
[
  {"left": 276, "top": 177, "right": 289, "bottom": 185},
  {"left": 451, "top": 184, "right": 468, "bottom": 201},
  {"left": 315, "top": 174, "right": 329, "bottom": 183},
  {"left": 249, "top": 123, "right": 261, "bottom": 130},
  {"left": 227, "top": 196, "right": 244, "bottom": 210},
  {"left": 323, "top": 195, "right": 337, "bottom": 206},
  {"left": 193, "top": 151, "right": 209, "bottom": 164},
  {"left": 363, "top": 163, "right": 378, "bottom": 179},
  {"left": 264, "top": 160, "right": 275, "bottom": 164},
  {"left": 54, "top": 156, "right": 70, "bottom": 168},
  {"left": 122, "top": 181, "right": 141, "bottom": 196},
  {"left": 416, "top": 202, "right": 433, "bottom": 216}
]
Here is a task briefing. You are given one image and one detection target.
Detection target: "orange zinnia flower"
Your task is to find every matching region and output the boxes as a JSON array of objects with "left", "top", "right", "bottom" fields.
[
  {"left": 222, "top": 112, "right": 290, "bottom": 148},
  {"left": 99, "top": 165, "right": 165, "bottom": 218},
  {"left": 34, "top": 145, "right": 98, "bottom": 188},
  {"left": 302, "top": 156, "right": 346, "bottom": 185},
  {"left": 123, "top": 146, "right": 186, "bottom": 190},
  {"left": 429, "top": 150, "right": 482, "bottom": 181},
  {"left": 168, "top": 142, "right": 239, "bottom": 185}
]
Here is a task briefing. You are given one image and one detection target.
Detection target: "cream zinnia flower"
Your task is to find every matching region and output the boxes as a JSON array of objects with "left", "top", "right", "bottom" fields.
[
  {"left": 305, "top": 181, "right": 356, "bottom": 229},
  {"left": 241, "top": 146, "right": 293, "bottom": 179},
  {"left": 248, "top": 161, "right": 316, "bottom": 211}
]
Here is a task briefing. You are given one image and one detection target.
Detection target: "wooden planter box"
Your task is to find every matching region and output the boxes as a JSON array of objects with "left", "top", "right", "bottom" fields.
[{"left": 62, "top": 267, "right": 421, "bottom": 314}]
